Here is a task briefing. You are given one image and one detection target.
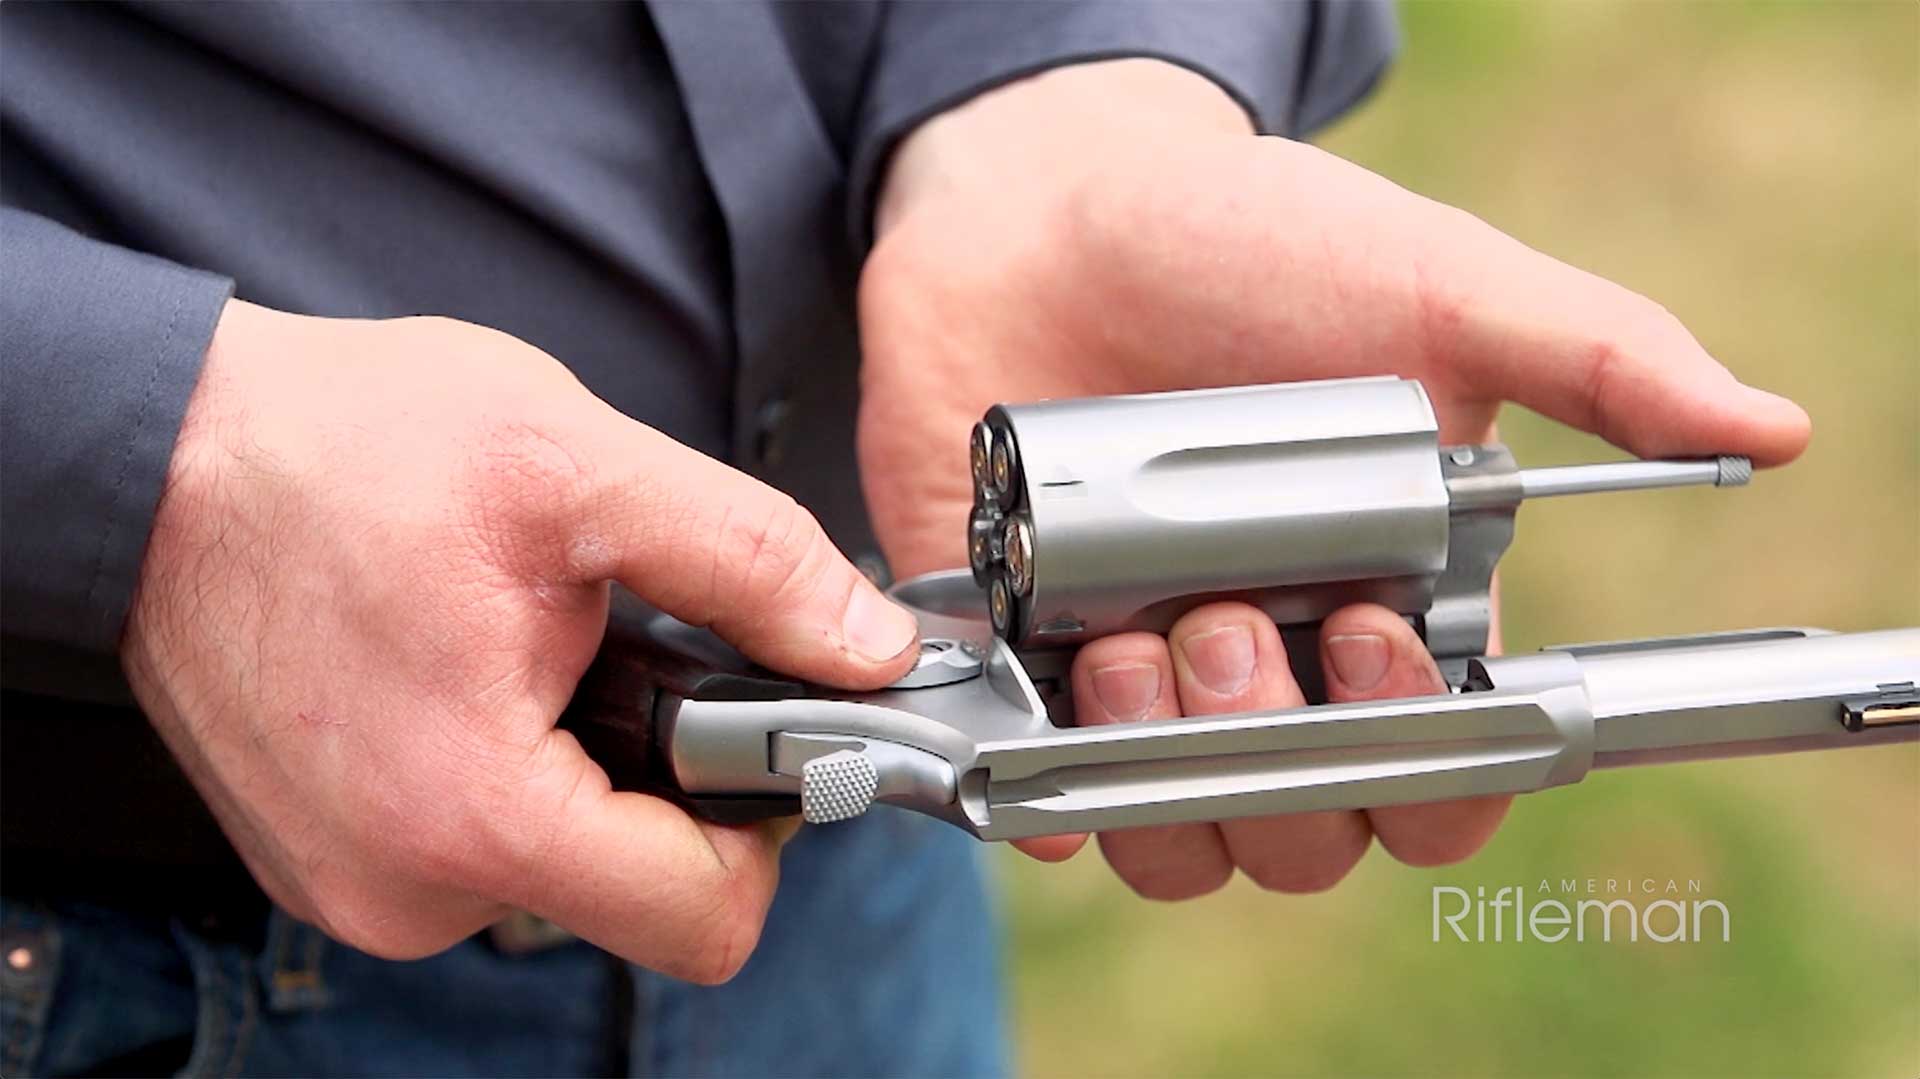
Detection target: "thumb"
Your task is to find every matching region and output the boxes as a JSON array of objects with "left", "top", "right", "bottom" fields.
[
  {"left": 557, "top": 407, "right": 920, "bottom": 690},
  {"left": 1420, "top": 211, "right": 1812, "bottom": 466}
]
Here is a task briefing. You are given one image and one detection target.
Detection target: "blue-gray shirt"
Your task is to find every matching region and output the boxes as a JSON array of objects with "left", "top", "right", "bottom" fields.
[{"left": 0, "top": 0, "right": 1391, "bottom": 882}]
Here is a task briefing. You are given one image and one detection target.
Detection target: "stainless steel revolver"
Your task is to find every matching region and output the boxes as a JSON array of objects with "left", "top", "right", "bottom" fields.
[{"left": 560, "top": 377, "right": 1919, "bottom": 835}]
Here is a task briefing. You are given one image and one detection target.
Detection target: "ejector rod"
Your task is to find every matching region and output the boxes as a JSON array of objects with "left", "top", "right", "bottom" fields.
[{"left": 1505, "top": 455, "right": 1752, "bottom": 500}]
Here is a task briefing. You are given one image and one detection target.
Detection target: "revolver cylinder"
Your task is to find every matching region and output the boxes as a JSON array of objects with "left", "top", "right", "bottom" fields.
[
  {"left": 969, "top": 376, "right": 1749, "bottom": 681},
  {"left": 973, "top": 377, "right": 1451, "bottom": 646}
]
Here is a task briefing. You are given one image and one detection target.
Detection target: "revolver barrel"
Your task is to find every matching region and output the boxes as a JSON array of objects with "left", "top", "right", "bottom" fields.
[{"left": 967, "top": 627, "right": 1919, "bottom": 840}]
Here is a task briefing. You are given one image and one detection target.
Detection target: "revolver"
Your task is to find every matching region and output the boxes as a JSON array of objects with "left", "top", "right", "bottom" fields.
[{"left": 561, "top": 376, "right": 1919, "bottom": 836}]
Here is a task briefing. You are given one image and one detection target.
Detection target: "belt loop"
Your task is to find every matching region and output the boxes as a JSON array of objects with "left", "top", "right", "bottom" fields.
[
  {"left": 259, "top": 910, "right": 330, "bottom": 1013},
  {"left": 487, "top": 911, "right": 578, "bottom": 956},
  {"left": 174, "top": 919, "right": 261, "bottom": 1077}
]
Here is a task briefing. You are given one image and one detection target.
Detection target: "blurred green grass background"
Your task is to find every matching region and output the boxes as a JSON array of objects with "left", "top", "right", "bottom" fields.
[{"left": 998, "top": 3, "right": 1920, "bottom": 1077}]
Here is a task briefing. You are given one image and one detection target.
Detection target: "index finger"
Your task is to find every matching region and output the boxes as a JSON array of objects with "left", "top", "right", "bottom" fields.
[{"left": 486, "top": 730, "right": 785, "bottom": 986}]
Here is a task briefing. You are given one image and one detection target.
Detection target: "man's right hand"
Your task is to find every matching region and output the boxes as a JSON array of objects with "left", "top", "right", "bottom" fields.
[{"left": 119, "top": 300, "right": 922, "bottom": 983}]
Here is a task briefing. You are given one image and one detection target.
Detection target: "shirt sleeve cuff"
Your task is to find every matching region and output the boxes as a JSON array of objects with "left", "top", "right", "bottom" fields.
[
  {"left": 1, "top": 211, "right": 235, "bottom": 657},
  {"left": 847, "top": 0, "right": 1397, "bottom": 250}
]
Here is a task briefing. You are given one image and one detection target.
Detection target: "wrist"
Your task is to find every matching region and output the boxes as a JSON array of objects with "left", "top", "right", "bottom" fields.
[
  {"left": 158, "top": 299, "right": 269, "bottom": 504},
  {"left": 121, "top": 299, "right": 287, "bottom": 662},
  {"left": 873, "top": 58, "right": 1254, "bottom": 240}
]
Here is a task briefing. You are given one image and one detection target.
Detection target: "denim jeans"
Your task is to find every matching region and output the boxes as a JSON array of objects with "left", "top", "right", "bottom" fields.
[{"left": 1, "top": 810, "right": 1006, "bottom": 1077}]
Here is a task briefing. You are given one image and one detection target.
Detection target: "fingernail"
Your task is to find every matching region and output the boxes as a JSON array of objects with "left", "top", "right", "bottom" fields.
[
  {"left": 1180, "top": 625, "right": 1256, "bottom": 696},
  {"left": 1090, "top": 663, "right": 1161, "bottom": 721},
  {"left": 843, "top": 585, "right": 918, "bottom": 663},
  {"left": 1326, "top": 633, "right": 1390, "bottom": 692}
]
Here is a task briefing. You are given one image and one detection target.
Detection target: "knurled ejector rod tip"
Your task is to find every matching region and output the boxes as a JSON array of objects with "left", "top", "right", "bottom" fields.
[
  {"left": 1507, "top": 455, "right": 1753, "bottom": 501},
  {"left": 1714, "top": 455, "right": 1753, "bottom": 487}
]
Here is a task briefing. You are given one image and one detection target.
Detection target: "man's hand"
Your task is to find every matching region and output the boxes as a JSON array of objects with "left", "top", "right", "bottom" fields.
[
  {"left": 122, "top": 301, "right": 922, "bottom": 981},
  {"left": 858, "top": 60, "right": 1812, "bottom": 893}
]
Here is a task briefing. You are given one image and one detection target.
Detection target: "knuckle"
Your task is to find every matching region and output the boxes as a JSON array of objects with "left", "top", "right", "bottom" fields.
[
  {"left": 1243, "top": 855, "right": 1360, "bottom": 895},
  {"left": 1412, "top": 191, "right": 1492, "bottom": 238},
  {"left": 457, "top": 418, "right": 596, "bottom": 575},
  {"left": 471, "top": 418, "right": 593, "bottom": 508},
  {"left": 715, "top": 493, "right": 832, "bottom": 610},
  {"left": 309, "top": 884, "right": 446, "bottom": 960},
  {"left": 1411, "top": 253, "right": 1470, "bottom": 347},
  {"left": 391, "top": 822, "right": 485, "bottom": 894},
  {"left": 857, "top": 230, "right": 921, "bottom": 314},
  {"left": 1116, "top": 859, "right": 1233, "bottom": 903},
  {"left": 336, "top": 783, "right": 503, "bottom": 900},
  {"left": 675, "top": 865, "right": 773, "bottom": 985},
  {"left": 1381, "top": 831, "right": 1482, "bottom": 869},
  {"left": 1372, "top": 800, "right": 1507, "bottom": 868},
  {"left": 1230, "top": 817, "right": 1372, "bottom": 894},
  {"left": 1579, "top": 298, "right": 1692, "bottom": 426},
  {"left": 408, "top": 316, "right": 565, "bottom": 375},
  {"left": 1626, "top": 297, "right": 1688, "bottom": 342},
  {"left": 679, "top": 917, "right": 762, "bottom": 986},
  {"left": 1576, "top": 335, "right": 1630, "bottom": 438},
  {"left": 393, "top": 313, "right": 466, "bottom": 342}
]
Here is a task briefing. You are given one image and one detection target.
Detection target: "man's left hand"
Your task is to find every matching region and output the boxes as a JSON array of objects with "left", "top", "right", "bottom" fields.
[{"left": 856, "top": 60, "right": 1811, "bottom": 896}]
